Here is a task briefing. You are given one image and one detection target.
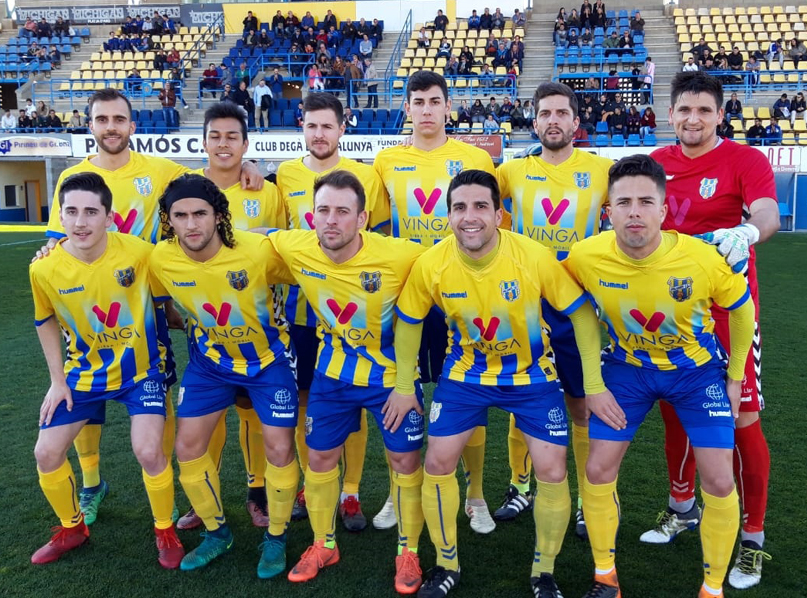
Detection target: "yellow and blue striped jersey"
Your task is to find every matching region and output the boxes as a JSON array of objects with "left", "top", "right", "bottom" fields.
[
  {"left": 496, "top": 150, "right": 613, "bottom": 259},
  {"left": 267, "top": 229, "right": 425, "bottom": 387},
  {"left": 30, "top": 233, "right": 164, "bottom": 392},
  {"left": 564, "top": 231, "right": 751, "bottom": 370},
  {"left": 276, "top": 155, "right": 390, "bottom": 327},
  {"left": 149, "top": 230, "right": 295, "bottom": 375},
  {"left": 374, "top": 139, "right": 496, "bottom": 246},
  {"left": 48, "top": 152, "right": 188, "bottom": 244},
  {"left": 396, "top": 230, "right": 587, "bottom": 386}
]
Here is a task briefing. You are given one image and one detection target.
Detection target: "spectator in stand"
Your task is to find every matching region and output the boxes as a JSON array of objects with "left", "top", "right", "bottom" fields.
[
  {"left": 557, "top": 8, "right": 568, "bottom": 22},
  {"left": 457, "top": 56, "right": 472, "bottom": 76},
  {"left": 126, "top": 68, "right": 142, "bottom": 94},
  {"left": 479, "top": 63, "right": 494, "bottom": 88},
  {"left": 323, "top": 10, "right": 337, "bottom": 32},
  {"left": 364, "top": 58, "right": 378, "bottom": 108},
  {"left": 417, "top": 27, "right": 431, "bottom": 49},
  {"left": 485, "top": 96, "right": 501, "bottom": 120},
  {"left": 344, "top": 106, "right": 358, "bottom": 132},
  {"left": 158, "top": 84, "right": 178, "bottom": 129},
  {"left": 290, "top": 44, "right": 307, "bottom": 77},
  {"left": 513, "top": 9, "right": 526, "bottom": 27},
  {"left": 434, "top": 10, "right": 449, "bottom": 33},
  {"left": 480, "top": 8, "right": 493, "bottom": 32},
  {"left": 509, "top": 99, "right": 525, "bottom": 130},
  {"left": 235, "top": 61, "right": 250, "bottom": 87},
  {"left": 492, "top": 8, "right": 506, "bottom": 31},
  {"left": 233, "top": 80, "right": 255, "bottom": 128},
  {"left": 555, "top": 23, "right": 568, "bottom": 47},
  {"left": 290, "top": 28, "right": 306, "bottom": 48},
  {"left": 220, "top": 82, "right": 235, "bottom": 103},
  {"left": 457, "top": 100, "right": 472, "bottom": 126},
  {"left": 253, "top": 78, "right": 273, "bottom": 130},
  {"left": 271, "top": 10, "right": 285, "bottom": 37},
  {"left": 347, "top": 55, "right": 363, "bottom": 108},
  {"left": 49, "top": 45, "right": 61, "bottom": 67},
  {"left": 36, "top": 18, "right": 52, "bottom": 38},
  {"left": 436, "top": 37, "right": 452, "bottom": 59},
  {"left": 67, "top": 109, "right": 85, "bottom": 133},
  {"left": 470, "top": 98, "right": 486, "bottom": 123},
  {"left": 691, "top": 38, "right": 712, "bottom": 63},
  {"left": 747, "top": 117, "right": 765, "bottom": 145},
  {"left": 316, "top": 42, "right": 332, "bottom": 63},
  {"left": 201, "top": 63, "right": 220, "bottom": 97},
  {"left": 166, "top": 47, "right": 180, "bottom": 70},
  {"left": 609, "top": 105, "right": 627, "bottom": 137},
  {"left": 630, "top": 11, "right": 645, "bottom": 34},
  {"left": 483, "top": 113, "right": 499, "bottom": 133},
  {"left": 445, "top": 55, "right": 460, "bottom": 77},
  {"left": 581, "top": 6, "right": 593, "bottom": 29},
  {"left": 605, "top": 69, "right": 620, "bottom": 90},
  {"left": 746, "top": 55, "right": 761, "bottom": 86},
  {"left": 619, "top": 29, "right": 634, "bottom": 53},
  {"left": 469, "top": 10, "right": 481, "bottom": 32},
  {"left": 790, "top": 91, "right": 807, "bottom": 124},
  {"left": 642, "top": 57, "right": 655, "bottom": 103},
  {"left": 164, "top": 14, "right": 177, "bottom": 36},
  {"left": 308, "top": 63, "right": 324, "bottom": 91},
  {"left": 716, "top": 118, "right": 735, "bottom": 139},
  {"left": 639, "top": 105, "right": 656, "bottom": 138},
  {"left": 0, "top": 109, "right": 15, "bottom": 131},
  {"left": 766, "top": 38, "right": 784, "bottom": 69},
  {"left": 54, "top": 16, "right": 69, "bottom": 36},
  {"left": 493, "top": 41, "right": 510, "bottom": 67},
  {"left": 789, "top": 39, "right": 807, "bottom": 69},
  {"left": 626, "top": 106, "right": 641, "bottom": 135},
  {"left": 714, "top": 45, "right": 728, "bottom": 66},
  {"left": 23, "top": 98, "right": 35, "bottom": 119},
  {"left": 593, "top": 7, "right": 607, "bottom": 29},
  {"left": 522, "top": 99, "right": 536, "bottom": 132},
  {"left": 141, "top": 16, "right": 154, "bottom": 34},
  {"left": 510, "top": 36, "right": 525, "bottom": 71},
  {"left": 315, "top": 29, "right": 328, "bottom": 46},
  {"left": 285, "top": 11, "right": 301, "bottom": 38},
  {"left": 21, "top": 18, "right": 35, "bottom": 39},
  {"left": 17, "top": 109, "right": 32, "bottom": 132},
  {"left": 727, "top": 46, "right": 744, "bottom": 72},
  {"left": 302, "top": 11, "right": 315, "bottom": 30},
  {"left": 506, "top": 62, "right": 519, "bottom": 88},
  {"left": 568, "top": 9, "right": 581, "bottom": 30},
  {"left": 356, "top": 32, "right": 374, "bottom": 59},
  {"left": 357, "top": 18, "right": 371, "bottom": 39},
  {"left": 725, "top": 92, "right": 742, "bottom": 120},
  {"left": 568, "top": 28, "right": 581, "bottom": 48},
  {"left": 268, "top": 68, "right": 284, "bottom": 107},
  {"left": 579, "top": 105, "right": 597, "bottom": 136},
  {"left": 103, "top": 33, "right": 118, "bottom": 52},
  {"left": 294, "top": 101, "right": 304, "bottom": 128},
  {"left": 683, "top": 56, "right": 699, "bottom": 72},
  {"left": 603, "top": 30, "right": 619, "bottom": 56},
  {"left": 151, "top": 11, "right": 164, "bottom": 35},
  {"left": 153, "top": 50, "right": 167, "bottom": 72},
  {"left": 498, "top": 96, "right": 514, "bottom": 122},
  {"left": 342, "top": 18, "right": 358, "bottom": 42},
  {"left": 460, "top": 45, "right": 475, "bottom": 65},
  {"left": 581, "top": 27, "right": 593, "bottom": 47},
  {"left": 573, "top": 125, "right": 590, "bottom": 146},
  {"left": 244, "top": 29, "right": 258, "bottom": 47},
  {"left": 765, "top": 117, "right": 782, "bottom": 145},
  {"left": 133, "top": 15, "right": 144, "bottom": 33},
  {"left": 773, "top": 93, "right": 791, "bottom": 120},
  {"left": 371, "top": 18, "right": 384, "bottom": 43}
]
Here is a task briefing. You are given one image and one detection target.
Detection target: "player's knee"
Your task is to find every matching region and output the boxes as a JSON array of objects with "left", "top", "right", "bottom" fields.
[
  {"left": 424, "top": 452, "right": 456, "bottom": 476},
  {"left": 533, "top": 459, "right": 567, "bottom": 484},
  {"left": 701, "top": 473, "right": 735, "bottom": 498},
  {"left": 388, "top": 450, "right": 421, "bottom": 475},
  {"left": 133, "top": 442, "right": 166, "bottom": 474},
  {"left": 34, "top": 440, "right": 66, "bottom": 472},
  {"left": 174, "top": 435, "right": 205, "bottom": 462},
  {"left": 264, "top": 439, "right": 295, "bottom": 467},
  {"left": 308, "top": 447, "right": 340, "bottom": 472},
  {"left": 586, "top": 458, "right": 618, "bottom": 485}
]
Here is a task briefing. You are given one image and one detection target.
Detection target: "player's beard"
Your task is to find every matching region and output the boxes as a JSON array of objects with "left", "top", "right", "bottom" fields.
[
  {"left": 180, "top": 227, "right": 217, "bottom": 254},
  {"left": 96, "top": 131, "right": 130, "bottom": 155},
  {"left": 308, "top": 140, "right": 337, "bottom": 161},
  {"left": 538, "top": 126, "right": 575, "bottom": 151}
]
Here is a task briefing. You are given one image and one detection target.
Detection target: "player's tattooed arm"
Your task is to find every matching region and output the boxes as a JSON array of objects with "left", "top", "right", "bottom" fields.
[{"left": 35, "top": 317, "right": 72, "bottom": 426}]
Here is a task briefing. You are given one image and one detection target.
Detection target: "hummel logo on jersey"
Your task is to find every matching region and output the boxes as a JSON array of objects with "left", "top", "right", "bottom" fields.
[
  {"left": 304, "top": 212, "right": 315, "bottom": 229},
  {"left": 113, "top": 209, "right": 138, "bottom": 234},
  {"left": 93, "top": 302, "right": 121, "bottom": 327},
  {"left": 667, "top": 195, "right": 691, "bottom": 227},
  {"left": 58, "top": 285, "right": 85, "bottom": 295},
  {"left": 442, "top": 291, "right": 468, "bottom": 299},
  {"left": 414, "top": 188, "right": 441, "bottom": 215},
  {"left": 473, "top": 317, "right": 500, "bottom": 341},
  {"left": 326, "top": 299, "right": 358, "bottom": 325},
  {"left": 526, "top": 174, "right": 547, "bottom": 181},
  {"left": 301, "top": 268, "right": 326, "bottom": 280},
  {"left": 629, "top": 309, "right": 665, "bottom": 332},
  {"left": 599, "top": 279, "right": 629, "bottom": 289},
  {"left": 289, "top": 190, "right": 306, "bottom": 197},
  {"left": 541, "top": 198, "right": 570, "bottom": 225},
  {"left": 394, "top": 166, "right": 416, "bottom": 172},
  {"left": 202, "top": 302, "right": 232, "bottom": 326}
]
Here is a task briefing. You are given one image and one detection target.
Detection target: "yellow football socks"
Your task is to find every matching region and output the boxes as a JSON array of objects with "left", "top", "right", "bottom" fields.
[
  {"left": 143, "top": 463, "right": 175, "bottom": 530},
  {"left": 207, "top": 412, "right": 227, "bottom": 472},
  {"left": 295, "top": 391, "right": 310, "bottom": 474},
  {"left": 73, "top": 424, "right": 102, "bottom": 488},
  {"left": 305, "top": 466, "right": 340, "bottom": 548},
  {"left": 392, "top": 466, "right": 424, "bottom": 554},
  {"left": 236, "top": 405, "right": 265, "bottom": 488},
  {"left": 582, "top": 476, "right": 620, "bottom": 572},
  {"left": 701, "top": 488, "right": 740, "bottom": 591},
  {"left": 38, "top": 460, "right": 82, "bottom": 528},
  {"left": 178, "top": 453, "right": 225, "bottom": 530},
  {"left": 423, "top": 471, "right": 460, "bottom": 571},
  {"left": 532, "top": 477, "right": 571, "bottom": 576},
  {"left": 342, "top": 410, "right": 368, "bottom": 495},
  {"left": 265, "top": 460, "right": 299, "bottom": 536},
  {"left": 461, "top": 426, "right": 486, "bottom": 500},
  {"left": 508, "top": 415, "right": 532, "bottom": 492},
  {"left": 572, "top": 423, "right": 590, "bottom": 504}
]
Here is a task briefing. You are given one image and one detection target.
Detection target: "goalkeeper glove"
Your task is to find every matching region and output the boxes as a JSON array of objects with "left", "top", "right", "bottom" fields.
[{"left": 697, "top": 223, "right": 760, "bottom": 273}]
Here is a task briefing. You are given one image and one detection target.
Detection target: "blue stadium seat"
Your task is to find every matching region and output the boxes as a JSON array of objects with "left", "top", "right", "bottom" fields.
[
  {"left": 643, "top": 133, "right": 657, "bottom": 146},
  {"left": 595, "top": 122, "right": 609, "bottom": 135},
  {"left": 269, "top": 112, "right": 282, "bottom": 127},
  {"left": 611, "top": 134, "right": 625, "bottom": 147},
  {"left": 627, "top": 134, "right": 641, "bottom": 146},
  {"left": 595, "top": 135, "right": 609, "bottom": 147},
  {"left": 370, "top": 120, "right": 384, "bottom": 133},
  {"left": 281, "top": 110, "right": 295, "bottom": 126},
  {"left": 376, "top": 108, "right": 389, "bottom": 122},
  {"left": 361, "top": 108, "right": 374, "bottom": 121},
  {"left": 140, "top": 109, "right": 153, "bottom": 121}
]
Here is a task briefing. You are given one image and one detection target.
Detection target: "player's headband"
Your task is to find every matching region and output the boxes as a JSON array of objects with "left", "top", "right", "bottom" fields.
[{"left": 162, "top": 174, "right": 219, "bottom": 214}]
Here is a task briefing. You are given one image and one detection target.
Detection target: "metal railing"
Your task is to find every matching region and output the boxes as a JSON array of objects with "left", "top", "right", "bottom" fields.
[{"left": 385, "top": 10, "right": 412, "bottom": 86}]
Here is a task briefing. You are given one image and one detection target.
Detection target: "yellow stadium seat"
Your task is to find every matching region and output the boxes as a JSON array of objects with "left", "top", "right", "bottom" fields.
[
  {"left": 758, "top": 106, "right": 772, "bottom": 118},
  {"left": 467, "top": 29, "right": 478, "bottom": 39},
  {"left": 673, "top": 8, "right": 684, "bottom": 17},
  {"left": 742, "top": 107, "right": 756, "bottom": 119},
  {"left": 710, "top": 7, "right": 721, "bottom": 16},
  {"left": 412, "top": 57, "right": 423, "bottom": 68},
  {"left": 748, "top": 7, "right": 759, "bottom": 15},
  {"left": 471, "top": 122, "right": 483, "bottom": 134},
  {"left": 396, "top": 67, "right": 408, "bottom": 77},
  {"left": 424, "top": 58, "right": 435, "bottom": 68}
]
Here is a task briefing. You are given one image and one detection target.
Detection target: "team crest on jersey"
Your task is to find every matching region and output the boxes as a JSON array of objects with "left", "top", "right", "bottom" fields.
[
  {"left": 359, "top": 271, "right": 382, "bottom": 293},
  {"left": 114, "top": 267, "right": 135, "bottom": 287},
  {"left": 667, "top": 276, "right": 693, "bottom": 302},
  {"left": 499, "top": 279, "right": 520, "bottom": 302},
  {"left": 573, "top": 171, "right": 591, "bottom": 189},
  {"left": 699, "top": 177, "right": 718, "bottom": 199},
  {"left": 133, "top": 176, "right": 153, "bottom": 196},
  {"left": 242, "top": 199, "right": 260, "bottom": 218},
  {"left": 227, "top": 269, "right": 249, "bottom": 291},
  {"left": 445, "top": 160, "right": 464, "bottom": 176}
]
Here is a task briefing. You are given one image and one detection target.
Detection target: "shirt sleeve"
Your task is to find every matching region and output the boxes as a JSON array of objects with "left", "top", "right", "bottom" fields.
[
  {"left": 707, "top": 250, "right": 751, "bottom": 311},
  {"left": 29, "top": 265, "right": 55, "bottom": 326},
  {"left": 148, "top": 253, "right": 171, "bottom": 301},
  {"left": 539, "top": 246, "right": 586, "bottom": 314},
  {"left": 261, "top": 236, "right": 296, "bottom": 285},
  {"left": 395, "top": 254, "right": 436, "bottom": 324},
  {"left": 366, "top": 168, "right": 391, "bottom": 232},
  {"left": 264, "top": 184, "right": 288, "bottom": 230},
  {"left": 738, "top": 147, "right": 777, "bottom": 208}
]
